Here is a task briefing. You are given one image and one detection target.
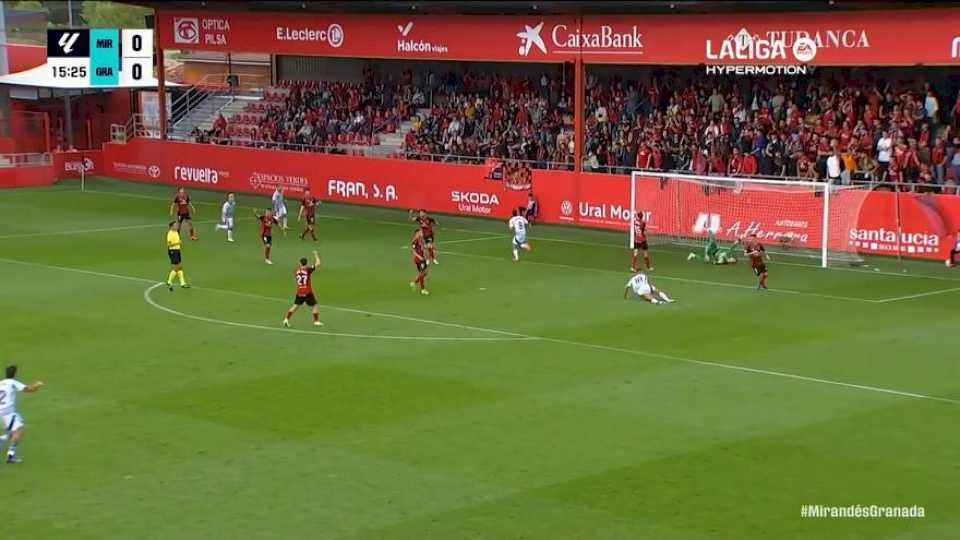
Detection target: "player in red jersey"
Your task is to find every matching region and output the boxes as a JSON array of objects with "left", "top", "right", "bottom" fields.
[
  {"left": 411, "top": 209, "right": 439, "bottom": 265},
  {"left": 169, "top": 187, "right": 197, "bottom": 240},
  {"left": 409, "top": 228, "right": 429, "bottom": 295},
  {"left": 743, "top": 233, "right": 769, "bottom": 290},
  {"left": 282, "top": 250, "right": 323, "bottom": 328},
  {"left": 254, "top": 208, "right": 279, "bottom": 265},
  {"left": 630, "top": 212, "right": 653, "bottom": 272},
  {"left": 298, "top": 189, "right": 319, "bottom": 242}
]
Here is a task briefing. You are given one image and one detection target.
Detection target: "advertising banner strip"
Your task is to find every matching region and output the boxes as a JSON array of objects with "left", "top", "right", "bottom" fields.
[
  {"left": 102, "top": 139, "right": 960, "bottom": 261},
  {"left": 158, "top": 9, "right": 960, "bottom": 65}
]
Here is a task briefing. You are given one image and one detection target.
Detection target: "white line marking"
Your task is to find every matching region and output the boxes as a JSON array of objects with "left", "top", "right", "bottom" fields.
[
  {"left": 143, "top": 283, "right": 534, "bottom": 342},
  {"left": 398, "top": 235, "right": 504, "bottom": 249},
  {"left": 0, "top": 257, "right": 525, "bottom": 338},
  {"left": 0, "top": 219, "right": 235, "bottom": 240},
  {"left": 440, "top": 250, "right": 876, "bottom": 303},
  {"left": 873, "top": 287, "right": 960, "bottom": 303},
  {"left": 4, "top": 256, "right": 956, "bottom": 406},
  {"left": 536, "top": 338, "right": 960, "bottom": 406}
]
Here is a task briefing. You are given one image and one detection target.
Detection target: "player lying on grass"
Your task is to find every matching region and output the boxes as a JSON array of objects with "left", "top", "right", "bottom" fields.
[
  {"left": 509, "top": 208, "right": 532, "bottom": 262},
  {"left": 687, "top": 230, "right": 739, "bottom": 265},
  {"left": 283, "top": 250, "right": 324, "bottom": 327},
  {"left": 214, "top": 193, "right": 237, "bottom": 242},
  {"left": 744, "top": 233, "right": 769, "bottom": 290},
  {"left": 410, "top": 228, "right": 430, "bottom": 295},
  {"left": 623, "top": 271, "right": 675, "bottom": 304},
  {"left": 170, "top": 187, "right": 198, "bottom": 241},
  {"left": 411, "top": 209, "right": 438, "bottom": 265},
  {"left": 0, "top": 365, "right": 44, "bottom": 464},
  {"left": 165, "top": 221, "right": 189, "bottom": 290}
]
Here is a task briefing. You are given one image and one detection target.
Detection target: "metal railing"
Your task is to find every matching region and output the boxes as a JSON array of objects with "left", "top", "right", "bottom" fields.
[{"left": 0, "top": 152, "right": 52, "bottom": 167}]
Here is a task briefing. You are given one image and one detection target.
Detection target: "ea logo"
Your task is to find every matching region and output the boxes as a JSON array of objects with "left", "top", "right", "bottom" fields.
[
  {"left": 327, "top": 24, "right": 344, "bottom": 48},
  {"left": 148, "top": 165, "right": 161, "bottom": 179},
  {"left": 560, "top": 200, "right": 573, "bottom": 217},
  {"left": 792, "top": 37, "right": 817, "bottom": 63}
]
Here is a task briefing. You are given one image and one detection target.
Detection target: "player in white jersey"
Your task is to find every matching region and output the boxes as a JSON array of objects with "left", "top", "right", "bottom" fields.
[
  {"left": 509, "top": 208, "right": 532, "bottom": 262},
  {"left": 0, "top": 365, "right": 44, "bottom": 464},
  {"left": 623, "top": 272, "right": 675, "bottom": 304},
  {"left": 214, "top": 193, "right": 237, "bottom": 242},
  {"left": 272, "top": 187, "right": 289, "bottom": 233}
]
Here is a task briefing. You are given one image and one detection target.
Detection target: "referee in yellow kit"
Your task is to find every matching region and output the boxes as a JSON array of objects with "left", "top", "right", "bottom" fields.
[{"left": 165, "top": 221, "right": 190, "bottom": 291}]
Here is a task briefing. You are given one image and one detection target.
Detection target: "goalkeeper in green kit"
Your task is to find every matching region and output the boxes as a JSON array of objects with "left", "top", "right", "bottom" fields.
[{"left": 687, "top": 230, "right": 739, "bottom": 265}]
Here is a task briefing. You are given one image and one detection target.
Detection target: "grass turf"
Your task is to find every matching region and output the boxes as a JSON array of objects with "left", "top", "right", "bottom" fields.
[{"left": 1, "top": 177, "right": 958, "bottom": 539}]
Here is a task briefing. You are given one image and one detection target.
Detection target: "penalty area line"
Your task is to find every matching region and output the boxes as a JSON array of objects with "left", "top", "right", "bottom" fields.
[
  {"left": 2, "top": 256, "right": 957, "bottom": 406},
  {"left": 873, "top": 286, "right": 960, "bottom": 303},
  {"left": 143, "top": 284, "right": 535, "bottom": 342}
]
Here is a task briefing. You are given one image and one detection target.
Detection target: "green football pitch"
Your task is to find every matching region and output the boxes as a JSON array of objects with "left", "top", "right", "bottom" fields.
[{"left": 2, "top": 177, "right": 958, "bottom": 539}]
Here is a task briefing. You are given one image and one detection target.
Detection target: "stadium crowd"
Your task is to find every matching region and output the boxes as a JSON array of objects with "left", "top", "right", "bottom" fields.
[{"left": 190, "top": 67, "right": 960, "bottom": 191}]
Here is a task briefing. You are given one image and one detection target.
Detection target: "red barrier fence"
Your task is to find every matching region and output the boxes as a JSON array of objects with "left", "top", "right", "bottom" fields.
[
  {"left": 158, "top": 8, "right": 960, "bottom": 65},
  {"left": 102, "top": 139, "right": 960, "bottom": 261},
  {"left": 0, "top": 164, "right": 54, "bottom": 188}
]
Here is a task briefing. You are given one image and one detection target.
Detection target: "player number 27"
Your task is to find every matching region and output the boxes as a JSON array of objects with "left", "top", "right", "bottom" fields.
[{"left": 296, "top": 274, "right": 309, "bottom": 286}]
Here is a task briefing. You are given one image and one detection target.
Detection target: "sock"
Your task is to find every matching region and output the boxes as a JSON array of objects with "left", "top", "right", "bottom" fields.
[
  {"left": 177, "top": 271, "right": 186, "bottom": 285},
  {"left": 7, "top": 442, "right": 16, "bottom": 457},
  {"left": 227, "top": 230, "right": 233, "bottom": 241},
  {"left": 645, "top": 254, "right": 652, "bottom": 269},
  {"left": 760, "top": 276, "right": 767, "bottom": 288},
  {"left": 651, "top": 298, "right": 661, "bottom": 304},
  {"left": 300, "top": 229, "right": 307, "bottom": 240},
  {"left": 190, "top": 224, "right": 196, "bottom": 237},
  {"left": 659, "top": 291, "right": 672, "bottom": 302},
  {"left": 282, "top": 217, "right": 288, "bottom": 229},
  {"left": 312, "top": 312, "right": 319, "bottom": 322},
  {"left": 631, "top": 253, "right": 638, "bottom": 268},
  {"left": 265, "top": 246, "right": 272, "bottom": 260},
  {"left": 512, "top": 248, "right": 519, "bottom": 259},
  {"left": 418, "top": 275, "right": 425, "bottom": 289},
  {"left": 167, "top": 270, "right": 177, "bottom": 284},
  {"left": 428, "top": 246, "right": 436, "bottom": 260},
  {"left": 311, "top": 230, "right": 317, "bottom": 241},
  {"left": 285, "top": 309, "right": 295, "bottom": 320}
]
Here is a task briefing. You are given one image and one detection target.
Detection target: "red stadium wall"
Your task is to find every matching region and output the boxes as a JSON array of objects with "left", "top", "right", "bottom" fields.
[
  {"left": 0, "top": 165, "right": 54, "bottom": 188},
  {"left": 101, "top": 139, "right": 960, "bottom": 261}
]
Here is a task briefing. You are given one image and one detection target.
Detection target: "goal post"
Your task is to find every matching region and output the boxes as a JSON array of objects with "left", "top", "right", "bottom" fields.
[{"left": 629, "top": 171, "right": 870, "bottom": 268}]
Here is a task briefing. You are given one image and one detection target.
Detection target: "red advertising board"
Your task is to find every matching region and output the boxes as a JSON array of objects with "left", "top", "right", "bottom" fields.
[
  {"left": 157, "top": 8, "right": 960, "bottom": 66},
  {"left": 102, "top": 139, "right": 960, "bottom": 261},
  {"left": 53, "top": 150, "right": 102, "bottom": 179},
  {"left": 0, "top": 164, "right": 54, "bottom": 188},
  {"left": 102, "top": 138, "right": 572, "bottom": 221},
  {"left": 157, "top": 10, "right": 575, "bottom": 62}
]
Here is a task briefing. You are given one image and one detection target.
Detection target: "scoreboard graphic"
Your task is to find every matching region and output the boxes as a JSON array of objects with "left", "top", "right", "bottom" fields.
[{"left": 46, "top": 29, "right": 153, "bottom": 87}]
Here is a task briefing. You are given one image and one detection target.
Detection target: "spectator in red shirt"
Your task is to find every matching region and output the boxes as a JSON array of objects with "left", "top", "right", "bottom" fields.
[
  {"left": 932, "top": 136, "right": 948, "bottom": 185},
  {"left": 728, "top": 148, "right": 744, "bottom": 176},
  {"left": 742, "top": 151, "right": 759, "bottom": 176}
]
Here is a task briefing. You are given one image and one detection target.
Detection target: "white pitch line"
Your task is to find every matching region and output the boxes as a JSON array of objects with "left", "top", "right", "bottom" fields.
[
  {"left": 397, "top": 235, "right": 504, "bottom": 249},
  {"left": 0, "top": 257, "right": 526, "bottom": 338},
  {"left": 873, "top": 287, "right": 960, "bottom": 303},
  {"left": 143, "top": 283, "right": 534, "bottom": 342},
  {"left": 439, "top": 249, "right": 876, "bottom": 304},
  {"left": 536, "top": 337, "right": 960, "bottom": 406},
  {"left": 0, "top": 219, "right": 233, "bottom": 240},
  {"left": 2, "top": 256, "right": 957, "bottom": 406}
]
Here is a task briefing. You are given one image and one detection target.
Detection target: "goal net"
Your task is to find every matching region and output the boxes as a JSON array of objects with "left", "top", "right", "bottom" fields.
[{"left": 629, "top": 171, "right": 871, "bottom": 268}]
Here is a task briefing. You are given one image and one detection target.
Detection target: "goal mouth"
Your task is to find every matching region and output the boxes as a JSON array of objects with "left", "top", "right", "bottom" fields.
[{"left": 629, "top": 172, "right": 871, "bottom": 268}]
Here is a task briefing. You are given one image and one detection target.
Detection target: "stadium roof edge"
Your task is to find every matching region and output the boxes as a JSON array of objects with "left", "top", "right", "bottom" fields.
[{"left": 117, "top": 0, "right": 952, "bottom": 16}]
